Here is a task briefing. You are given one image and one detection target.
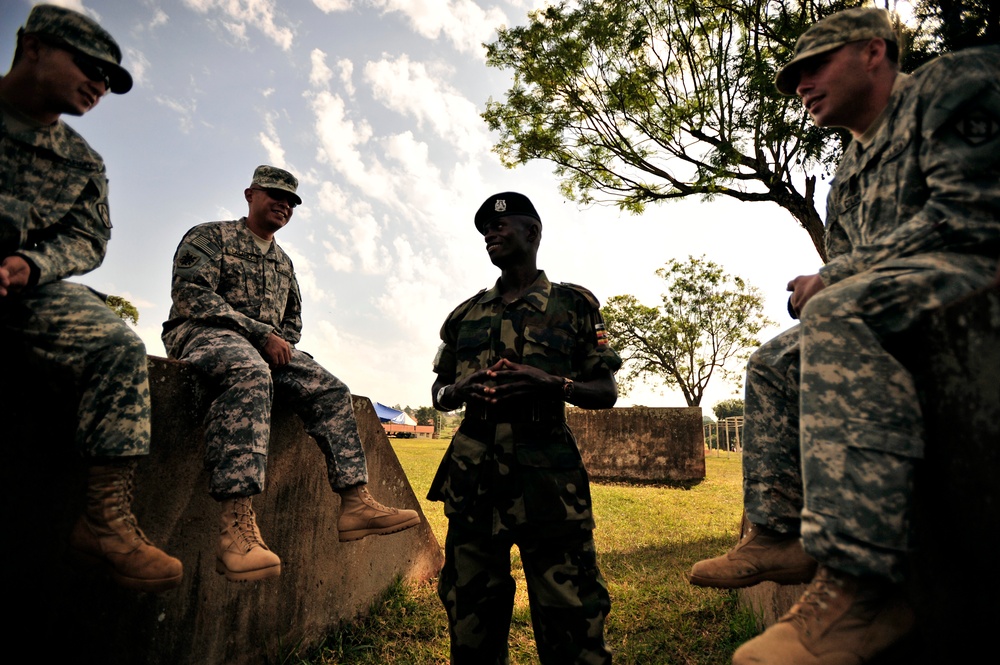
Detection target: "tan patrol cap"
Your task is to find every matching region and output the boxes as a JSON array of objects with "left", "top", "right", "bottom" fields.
[
  {"left": 251, "top": 165, "right": 302, "bottom": 206},
  {"left": 774, "top": 8, "right": 897, "bottom": 96},
  {"left": 20, "top": 4, "right": 133, "bottom": 94}
]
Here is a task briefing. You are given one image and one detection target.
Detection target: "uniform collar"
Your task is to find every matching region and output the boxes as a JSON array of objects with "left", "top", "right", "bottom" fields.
[{"left": 479, "top": 270, "right": 551, "bottom": 311}]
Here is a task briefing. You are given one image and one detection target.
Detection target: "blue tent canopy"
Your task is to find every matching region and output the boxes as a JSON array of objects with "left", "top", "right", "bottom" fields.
[{"left": 374, "top": 402, "right": 407, "bottom": 424}]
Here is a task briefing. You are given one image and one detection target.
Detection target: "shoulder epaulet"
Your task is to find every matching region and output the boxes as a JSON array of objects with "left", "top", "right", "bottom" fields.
[
  {"left": 558, "top": 282, "right": 601, "bottom": 309},
  {"left": 447, "top": 288, "right": 487, "bottom": 321}
]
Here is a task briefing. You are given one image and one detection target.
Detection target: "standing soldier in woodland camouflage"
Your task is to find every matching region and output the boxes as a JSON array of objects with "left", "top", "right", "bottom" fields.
[
  {"left": 687, "top": 8, "right": 1000, "bottom": 664},
  {"left": 162, "top": 165, "right": 420, "bottom": 582},
  {"left": 0, "top": 5, "right": 182, "bottom": 592},
  {"left": 430, "top": 192, "right": 622, "bottom": 664}
]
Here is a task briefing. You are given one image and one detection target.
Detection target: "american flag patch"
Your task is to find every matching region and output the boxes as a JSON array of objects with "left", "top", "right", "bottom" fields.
[
  {"left": 595, "top": 323, "right": 608, "bottom": 348},
  {"left": 189, "top": 234, "right": 221, "bottom": 258}
]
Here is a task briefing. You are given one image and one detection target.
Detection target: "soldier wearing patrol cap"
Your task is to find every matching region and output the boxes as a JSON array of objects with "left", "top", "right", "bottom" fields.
[
  {"left": 0, "top": 5, "right": 183, "bottom": 592},
  {"left": 430, "top": 191, "right": 622, "bottom": 663},
  {"left": 162, "top": 165, "right": 420, "bottom": 583},
  {"left": 687, "top": 7, "right": 1000, "bottom": 664}
]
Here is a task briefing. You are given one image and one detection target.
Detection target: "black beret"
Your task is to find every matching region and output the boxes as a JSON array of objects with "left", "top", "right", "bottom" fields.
[{"left": 474, "top": 192, "right": 541, "bottom": 234}]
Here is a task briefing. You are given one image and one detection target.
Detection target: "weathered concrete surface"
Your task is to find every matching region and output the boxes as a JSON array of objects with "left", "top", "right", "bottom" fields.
[
  {"left": 736, "top": 285, "right": 1000, "bottom": 664},
  {"left": 568, "top": 406, "right": 705, "bottom": 483},
  {"left": 5, "top": 356, "right": 443, "bottom": 665}
]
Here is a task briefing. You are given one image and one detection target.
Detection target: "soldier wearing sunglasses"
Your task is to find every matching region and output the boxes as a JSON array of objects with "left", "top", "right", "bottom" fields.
[{"left": 0, "top": 5, "right": 182, "bottom": 593}]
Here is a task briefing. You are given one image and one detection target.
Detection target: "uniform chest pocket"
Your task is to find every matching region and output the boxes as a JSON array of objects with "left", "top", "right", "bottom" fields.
[
  {"left": 456, "top": 323, "right": 491, "bottom": 353},
  {"left": 219, "top": 252, "right": 261, "bottom": 304},
  {"left": 522, "top": 325, "right": 575, "bottom": 373}
]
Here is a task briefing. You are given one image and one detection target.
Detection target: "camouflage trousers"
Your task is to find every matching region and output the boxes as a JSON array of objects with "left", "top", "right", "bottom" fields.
[
  {"left": 438, "top": 521, "right": 612, "bottom": 665},
  {"left": 743, "top": 253, "right": 996, "bottom": 582},
  {"left": 0, "top": 281, "right": 150, "bottom": 458},
  {"left": 172, "top": 327, "right": 368, "bottom": 499}
]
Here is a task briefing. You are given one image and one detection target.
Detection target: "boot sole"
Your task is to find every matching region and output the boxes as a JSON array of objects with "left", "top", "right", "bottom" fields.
[
  {"left": 68, "top": 546, "right": 184, "bottom": 593},
  {"left": 338, "top": 514, "right": 421, "bottom": 542},
  {"left": 215, "top": 559, "right": 281, "bottom": 582},
  {"left": 688, "top": 565, "right": 817, "bottom": 589}
]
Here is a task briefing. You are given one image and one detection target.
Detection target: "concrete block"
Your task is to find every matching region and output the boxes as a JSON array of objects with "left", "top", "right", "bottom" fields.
[
  {"left": 4, "top": 356, "right": 443, "bottom": 665},
  {"left": 568, "top": 406, "right": 705, "bottom": 483}
]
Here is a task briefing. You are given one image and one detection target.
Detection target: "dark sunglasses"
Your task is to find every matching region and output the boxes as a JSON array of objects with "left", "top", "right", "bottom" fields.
[
  {"left": 36, "top": 35, "right": 112, "bottom": 89},
  {"left": 72, "top": 53, "right": 112, "bottom": 89},
  {"left": 252, "top": 187, "right": 299, "bottom": 208}
]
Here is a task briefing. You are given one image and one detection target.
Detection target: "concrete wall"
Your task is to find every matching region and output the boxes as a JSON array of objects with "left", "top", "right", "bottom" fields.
[
  {"left": 6, "top": 356, "right": 443, "bottom": 665},
  {"left": 737, "top": 285, "right": 1000, "bottom": 664},
  {"left": 568, "top": 406, "right": 705, "bottom": 483}
]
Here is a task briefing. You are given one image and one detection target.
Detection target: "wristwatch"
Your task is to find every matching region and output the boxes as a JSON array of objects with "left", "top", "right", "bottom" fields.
[
  {"left": 436, "top": 384, "right": 450, "bottom": 408},
  {"left": 562, "top": 377, "right": 575, "bottom": 401}
]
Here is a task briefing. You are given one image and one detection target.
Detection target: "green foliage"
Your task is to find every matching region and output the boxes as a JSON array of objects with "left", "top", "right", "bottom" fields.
[
  {"left": 903, "top": 0, "right": 999, "bottom": 71},
  {"left": 602, "top": 255, "right": 774, "bottom": 406},
  {"left": 713, "top": 397, "right": 745, "bottom": 419},
  {"left": 483, "top": 0, "right": 874, "bottom": 261},
  {"left": 413, "top": 406, "right": 437, "bottom": 427},
  {"left": 105, "top": 294, "right": 139, "bottom": 326}
]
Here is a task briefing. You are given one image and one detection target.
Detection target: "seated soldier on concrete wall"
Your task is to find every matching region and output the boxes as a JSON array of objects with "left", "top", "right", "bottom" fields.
[
  {"left": 0, "top": 4, "right": 182, "bottom": 593},
  {"left": 687, "top": 9, "right": 1000, "bottom": 665},
  {"left": 162, "top": 165, "right": 420, "bottom": 582}
]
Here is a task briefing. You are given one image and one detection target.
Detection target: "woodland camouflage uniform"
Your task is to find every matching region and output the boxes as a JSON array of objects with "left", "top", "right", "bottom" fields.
[
  {"left": 431, "top": 270, "right": 621, "bottom": 664},
  {"left": 743, "top": 44, "right": 1000, "bottom": 582}
]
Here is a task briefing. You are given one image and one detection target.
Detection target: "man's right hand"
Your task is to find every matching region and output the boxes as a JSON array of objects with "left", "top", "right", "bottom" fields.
[
  {"left": 262, "top": 332, "right": 292, "bottom": 366},
  {"left": 0, "top": 255, "right": 31, "bottom": 297}
]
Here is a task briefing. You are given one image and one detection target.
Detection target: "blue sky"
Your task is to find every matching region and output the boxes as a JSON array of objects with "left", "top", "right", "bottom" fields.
[{"left": 2, "top": 0, "right": 824, "bottom": 412}]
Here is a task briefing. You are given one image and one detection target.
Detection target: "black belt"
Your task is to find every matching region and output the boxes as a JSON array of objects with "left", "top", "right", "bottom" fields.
[{"left": 464, "top": 400, "right": 566, "bottom": 423}]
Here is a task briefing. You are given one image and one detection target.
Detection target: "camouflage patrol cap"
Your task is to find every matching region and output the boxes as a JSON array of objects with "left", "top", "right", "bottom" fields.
[
  {"left": 21, "top": 4, "right": 133, "bottom": 94},
  {"left": 474, "top": 192, "right": 541, "bottom": 234},
  {"left": 251, "top": 165, "right": 302, "bottom": 205},
  {"left": 775, "top": 8, "right": 897, "bottom": 95}
]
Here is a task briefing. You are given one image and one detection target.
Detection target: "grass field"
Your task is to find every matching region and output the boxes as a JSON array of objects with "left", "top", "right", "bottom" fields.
[{"left": 291, "top": 441, "right": 754, "bottom": 664}]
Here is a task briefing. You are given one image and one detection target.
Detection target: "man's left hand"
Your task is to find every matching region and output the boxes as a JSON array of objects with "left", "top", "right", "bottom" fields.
[{"left": 787, "top": 273, "right": 826, "bottom": 317}]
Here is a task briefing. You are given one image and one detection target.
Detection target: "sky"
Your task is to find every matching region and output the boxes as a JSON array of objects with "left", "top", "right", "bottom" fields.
[{"left": 2, "top": 0, "right": 826, "bottom": 413}]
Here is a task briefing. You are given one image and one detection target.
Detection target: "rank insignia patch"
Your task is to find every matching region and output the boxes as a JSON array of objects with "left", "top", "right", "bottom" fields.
[{"left": 955, "top": 107, "right": 999, "bottom": 147}]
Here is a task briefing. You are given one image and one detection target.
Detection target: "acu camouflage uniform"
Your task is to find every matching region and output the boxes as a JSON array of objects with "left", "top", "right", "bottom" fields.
[
  {"left": 430, "top": 270, "right": 622, "bottom": 664},
  {"left": 0, "top": 97, "right": 150, "bottom": 458},
  {"left": 162, "top": 219, "right": 367, "bottom": 499},
  {"left": 744, "top": 46, "right": 1000, "bottom": 582}
]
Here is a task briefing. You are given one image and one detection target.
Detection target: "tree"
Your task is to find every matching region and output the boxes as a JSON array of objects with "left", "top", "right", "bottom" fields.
[
  {"left": 602, "top": 255, "right": 774, "bottom": 406},
  {"left": 414, "top": 406, "right": 437, "bottom": 427},
  {"left": 484, "top": 0, "right": 882, "bottom": 261},
  {"left": 106, "top": 294, "right": 139, "bottom": 326},
  {"left": 904, "top": 0, "right": 999, "bottom": 70},
  {"left": 713, "top": 397, "right": 745, "bottom": 419}
]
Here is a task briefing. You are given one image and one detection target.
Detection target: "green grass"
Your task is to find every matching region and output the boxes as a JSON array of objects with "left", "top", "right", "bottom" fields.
[{"left": 290, "top": 441, "right": 755, "bottom": 665}]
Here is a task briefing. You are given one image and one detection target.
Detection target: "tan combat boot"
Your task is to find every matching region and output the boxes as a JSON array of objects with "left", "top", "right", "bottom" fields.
[
  {"left": 69, "top": 461, "right": 184, "bottom": 593},
  {"left": 336, "top": 485, "right": 420, "bottom": 542},
  {"left": 689, "top": 523, "right": 817, "bottom": 588},
  {"left": 216, "top": 496, "right": 281, "bottom": 582},
  {"left": 732, "top": 566, "right": 915, "bottom": 665}
]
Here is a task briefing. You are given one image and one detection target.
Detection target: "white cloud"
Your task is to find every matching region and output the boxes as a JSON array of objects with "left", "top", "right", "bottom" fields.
[
  {"left": 336, "top": 58, "right": 355, "bottom": 96},
  {"left": 309, "top": 90, "right": 375, "bottom": 186},
  {"left": 149, "top": 8, "right": 169, "bottom": 29},
  {"left": 124, "top": 48, "right": 150, "bottom": 86},
  {"left": 181, "top": 0, "right": 295, "bottom": 51},
  {"left": 309, "top": 48, "right": 333, "bottom": 88},
  {"left": 311, "top": 0, "right": 352, "bottom": 12},
  {"left": 364, "top": 54, "right": 490, "bottom": 156},
  {"left": 155, "top": 94, "right": 197, "bottom": 132},
  {"left": 280, "top": 239, "right": 328, "bottom": 303},
  {"left": 371, "top": 0, "right": 507, "bottom": 57}
]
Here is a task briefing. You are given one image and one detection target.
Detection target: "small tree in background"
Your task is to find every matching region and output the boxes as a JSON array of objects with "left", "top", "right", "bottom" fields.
[
  {"left": 602, "top": 255, "right": 774, "bottom": 406},
  {"left": 106, "top": 294, "right": 139, "bottom": 326},
  {"left": 713, "top": 398, "right": 745, "bottom": 420}
]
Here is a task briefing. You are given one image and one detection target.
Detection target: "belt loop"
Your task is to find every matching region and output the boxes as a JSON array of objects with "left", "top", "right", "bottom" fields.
[
  {"left": 531, "top": 402, "right": 540, "bottom": 422},
  {"left": 480, "top": 403, "right": 489, "bottom": 421}
]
